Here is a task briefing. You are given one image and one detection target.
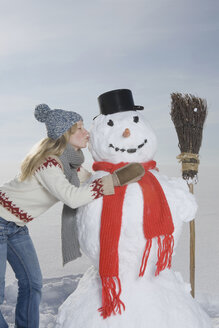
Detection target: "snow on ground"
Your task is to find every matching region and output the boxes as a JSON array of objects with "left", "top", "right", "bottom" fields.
[
  {"left": 1, "top": 274, "right": 219, "bottom": 328},
  {"left": 1, "top": 274, "right": 81, "bottom": 328},
  {"left": 1, "top": 163, "right": 219, "bottom": 327}
]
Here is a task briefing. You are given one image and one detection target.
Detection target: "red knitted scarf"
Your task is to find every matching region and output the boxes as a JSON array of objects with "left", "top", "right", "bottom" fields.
[{"left": 92, "top": 161, "right": 174, "bottom": 319}]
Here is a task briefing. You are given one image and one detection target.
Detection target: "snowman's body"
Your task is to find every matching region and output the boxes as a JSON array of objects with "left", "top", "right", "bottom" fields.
[{"left": 56, "top": 111, "right": 211, "bottom": 328}]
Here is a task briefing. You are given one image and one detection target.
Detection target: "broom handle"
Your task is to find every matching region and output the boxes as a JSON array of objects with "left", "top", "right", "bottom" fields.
[{"left": 189, "top": 183, "right": 195, "bottom": 298}]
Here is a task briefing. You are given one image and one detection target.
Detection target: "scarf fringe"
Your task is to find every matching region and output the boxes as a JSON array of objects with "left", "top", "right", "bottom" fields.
[
  {"left": 139, "top": 239, "right": 152, "bottom": 277},
  {"left": 155, "top": 235, "right": 174, "bottom": 276},
  {"left": 98, "top": 277, "right": 125, "bottom": 319}
]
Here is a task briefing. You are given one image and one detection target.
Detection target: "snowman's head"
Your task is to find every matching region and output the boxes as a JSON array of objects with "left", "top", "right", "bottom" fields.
[{"left": 89, "top": 111, "right": 157, "bottom": 163}]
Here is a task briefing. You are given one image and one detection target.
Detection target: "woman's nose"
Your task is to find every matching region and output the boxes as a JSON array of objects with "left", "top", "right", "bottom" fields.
[
  {"left": 84, "top": 129, "right": 89, "bottom": 137},
  {"left": 122, "top": 128, "right": 131, "bottom": 138}
]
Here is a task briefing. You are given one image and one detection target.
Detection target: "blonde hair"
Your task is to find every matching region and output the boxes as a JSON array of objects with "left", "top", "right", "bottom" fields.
[{"left": 19, "top": 124, "right": 78, "bottom": 181}]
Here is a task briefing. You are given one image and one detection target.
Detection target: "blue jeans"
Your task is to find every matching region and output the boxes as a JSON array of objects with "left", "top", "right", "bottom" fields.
[{"left": 0, "top": 217, "right": 42, "bottom": 328}]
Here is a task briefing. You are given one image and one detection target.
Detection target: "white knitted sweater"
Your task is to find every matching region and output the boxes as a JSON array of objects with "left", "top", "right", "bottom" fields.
[{"left": 0, "top": 156, "right": 114, "bottom": 226}]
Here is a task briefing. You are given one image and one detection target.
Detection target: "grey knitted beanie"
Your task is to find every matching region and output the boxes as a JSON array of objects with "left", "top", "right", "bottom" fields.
[{"left": 34, "top": 104, "right": 83, "bottom": 140}]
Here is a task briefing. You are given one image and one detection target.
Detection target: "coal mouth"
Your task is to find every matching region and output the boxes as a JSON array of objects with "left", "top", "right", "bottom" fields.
[{"left": 109, "top": 139, "right": 147, "bottom": 153}]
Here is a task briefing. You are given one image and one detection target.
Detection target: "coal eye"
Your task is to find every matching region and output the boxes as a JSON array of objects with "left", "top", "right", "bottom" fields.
[
  {"left": 133, "top": 116, "right": 139, "bottom": 123},
  {"left": 107, "top": 120, "right": 114, "bottom": 126}
]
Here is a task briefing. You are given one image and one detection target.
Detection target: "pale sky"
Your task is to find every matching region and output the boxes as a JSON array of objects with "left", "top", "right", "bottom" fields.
[{"left": 0, "top": 0, "right": 218, "bottom": 169}]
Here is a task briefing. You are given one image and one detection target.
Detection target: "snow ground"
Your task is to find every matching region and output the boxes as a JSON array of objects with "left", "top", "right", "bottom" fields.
[
  {"left": 1, "top": 274, "right": 219, "bottom": 328},
  {"left": 1, "top": 163, "right": 219, "bottom": 327}
]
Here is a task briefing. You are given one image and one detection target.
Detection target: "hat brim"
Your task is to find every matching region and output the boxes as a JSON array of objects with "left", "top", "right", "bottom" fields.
[
  {"left": 93, "top": 105, "right": 144, "bottom": 119},
  {"left": 134, "top": 105, "right": 144, "bottom": 110}
]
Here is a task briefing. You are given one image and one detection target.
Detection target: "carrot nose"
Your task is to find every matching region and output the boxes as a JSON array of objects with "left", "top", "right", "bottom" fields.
[{"left": 122, "top": 128, "right": 131, "bottom": 138}]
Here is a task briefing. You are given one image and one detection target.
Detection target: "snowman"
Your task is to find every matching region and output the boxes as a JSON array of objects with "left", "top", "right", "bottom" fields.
[{"left": 56, "top": 90, "right": 211, "bottom": 328}]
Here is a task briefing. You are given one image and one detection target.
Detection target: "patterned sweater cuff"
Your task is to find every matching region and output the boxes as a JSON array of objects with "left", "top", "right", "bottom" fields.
[{"left": 100, "top": 174, "right": 115, "bottom": 195}]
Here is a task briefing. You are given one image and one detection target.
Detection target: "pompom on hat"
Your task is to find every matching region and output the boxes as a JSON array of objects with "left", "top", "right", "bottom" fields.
[{"left": 34, "top": 104, "right": 83, "bottom": 140}]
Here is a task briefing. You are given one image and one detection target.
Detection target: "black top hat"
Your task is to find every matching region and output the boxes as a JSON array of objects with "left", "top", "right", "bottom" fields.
[{"left": 98, "top": 89, "right": 144, "bottom": 115}]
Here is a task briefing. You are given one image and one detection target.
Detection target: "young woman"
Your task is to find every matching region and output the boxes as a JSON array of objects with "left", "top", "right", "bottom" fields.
[{"left": 0, "top": 104, "right": 144, "bottom": 328}]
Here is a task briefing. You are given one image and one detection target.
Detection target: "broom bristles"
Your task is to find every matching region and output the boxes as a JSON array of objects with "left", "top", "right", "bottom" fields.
[{"left": 170, "top": 93, "right": 207, "bottom": 180}]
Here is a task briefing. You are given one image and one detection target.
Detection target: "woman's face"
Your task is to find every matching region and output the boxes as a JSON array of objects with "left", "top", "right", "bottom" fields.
[{"left": 68, "top": 121, "right": 89, "bottom": 150}]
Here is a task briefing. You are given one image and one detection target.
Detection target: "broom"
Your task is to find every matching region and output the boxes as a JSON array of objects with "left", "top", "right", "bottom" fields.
[{"left": 170, "top": 92, "right": 207, "bottom": 298}]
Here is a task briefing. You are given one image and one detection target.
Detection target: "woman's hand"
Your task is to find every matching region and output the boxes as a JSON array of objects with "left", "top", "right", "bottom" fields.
[{"left": 112, "top": 163, "right": 145, "bottom": 186}]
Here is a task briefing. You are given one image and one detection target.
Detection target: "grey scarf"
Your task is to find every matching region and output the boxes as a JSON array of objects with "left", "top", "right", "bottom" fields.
[{"left": 59, "top": 143, "right": 85, "bottom": 265}]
